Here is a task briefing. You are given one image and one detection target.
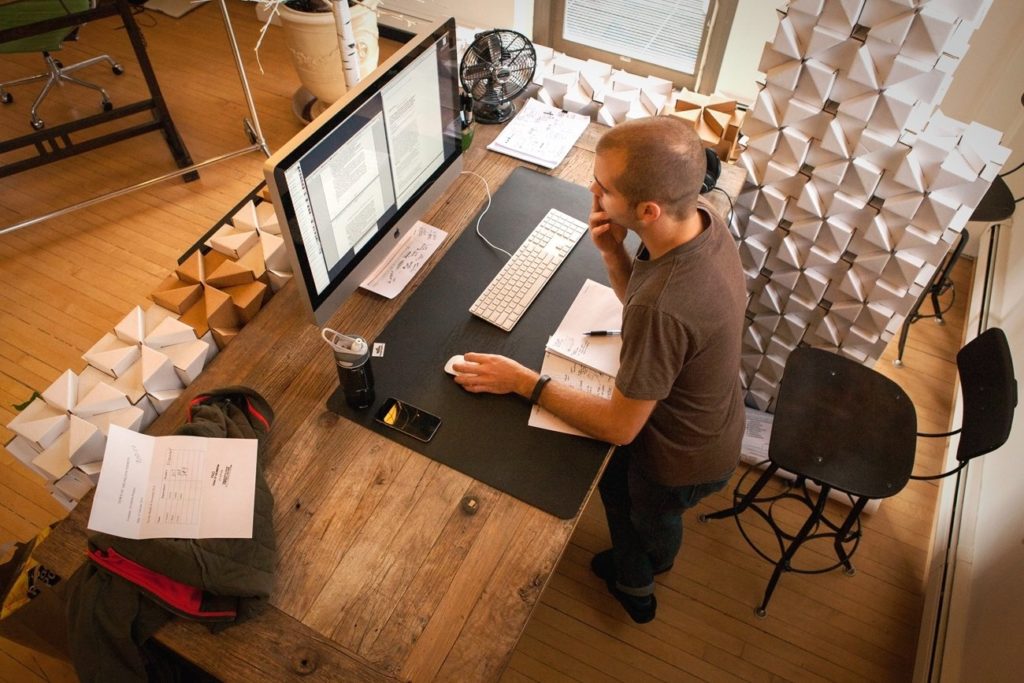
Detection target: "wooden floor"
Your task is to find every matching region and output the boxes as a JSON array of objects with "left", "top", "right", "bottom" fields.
[{"left": 0, "top": 4, "right": 970, "bottom": 681}]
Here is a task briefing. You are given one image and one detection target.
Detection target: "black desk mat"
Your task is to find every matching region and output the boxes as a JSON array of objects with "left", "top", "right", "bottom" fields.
[{"left": 329, "top": 167, "right": 612, "bottom": 519}]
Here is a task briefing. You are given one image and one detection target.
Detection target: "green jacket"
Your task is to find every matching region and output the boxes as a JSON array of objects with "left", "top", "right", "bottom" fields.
[{"left": 66, "top": 386, "right": 277, "bottom": 682}]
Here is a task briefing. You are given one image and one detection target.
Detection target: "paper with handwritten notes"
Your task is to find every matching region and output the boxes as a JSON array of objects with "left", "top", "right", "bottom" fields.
[
  {"left": 529, "top": 354, "right": 616, "bottom": 437},
  {"left": 486, "top": 98, "right": 590, "bottom": 169},
  {"left": 87, "top": 425, "right": 257, "bottom": 539},
  {"left": 529, "top": 280, "right": 623, "bottom": 437},
  {"left": 544, "top": 279, "right": 622, "bottom": 376},
  {"left": 360, "top": 221, "right": 446, "bottom": 298}
]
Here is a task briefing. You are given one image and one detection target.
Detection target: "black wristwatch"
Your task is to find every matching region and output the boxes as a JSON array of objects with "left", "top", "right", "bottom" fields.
[{"left": 529, "top": 374, "right": 552, "bottom": 404}]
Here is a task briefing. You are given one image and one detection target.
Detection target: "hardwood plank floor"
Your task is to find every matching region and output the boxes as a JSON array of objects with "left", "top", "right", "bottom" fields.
[{"left": 0, "top": 4, "right": 970, "bottom": 680}]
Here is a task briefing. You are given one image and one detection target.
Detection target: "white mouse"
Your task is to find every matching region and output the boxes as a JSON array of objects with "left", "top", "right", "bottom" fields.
[{"left": 444, "top": 354, "right": 466, "bottom": 376}]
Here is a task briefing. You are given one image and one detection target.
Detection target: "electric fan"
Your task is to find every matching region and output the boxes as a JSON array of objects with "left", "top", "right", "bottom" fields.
[{"left": 459, "top": 29, "right": 537, "bottom": 124}]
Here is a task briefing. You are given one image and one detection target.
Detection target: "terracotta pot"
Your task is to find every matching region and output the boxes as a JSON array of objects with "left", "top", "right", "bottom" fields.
[{"left": 279, "top": 4, "right": 380, "bottom": 104}]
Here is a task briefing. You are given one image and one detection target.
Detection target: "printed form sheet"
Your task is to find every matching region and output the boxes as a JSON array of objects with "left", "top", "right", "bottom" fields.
[{"left": 88, "top": 425, "right": 258, "bottom": 539}]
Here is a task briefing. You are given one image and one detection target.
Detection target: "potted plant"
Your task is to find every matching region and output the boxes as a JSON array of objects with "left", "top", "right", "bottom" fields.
[{"left": 260, "top": 0, "right": 381, "bottom": 105}]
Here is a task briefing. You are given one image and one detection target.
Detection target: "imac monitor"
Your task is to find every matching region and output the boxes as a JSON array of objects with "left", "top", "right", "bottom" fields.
[{"left": 264, "top": 19, "right": 462, "bottom": 325}]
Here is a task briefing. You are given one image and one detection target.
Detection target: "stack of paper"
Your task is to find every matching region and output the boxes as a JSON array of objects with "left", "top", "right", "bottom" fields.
[
  {"left": 529, "top": 279, "right": 623, "bottom": 437},
  {"left": 487, "top": 98, "right": 590, "bottom": 170}
]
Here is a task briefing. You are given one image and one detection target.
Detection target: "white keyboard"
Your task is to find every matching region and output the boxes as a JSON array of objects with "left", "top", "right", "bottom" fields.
[{"left": 470, "top": 208, "right": 588, "bottom": 331}]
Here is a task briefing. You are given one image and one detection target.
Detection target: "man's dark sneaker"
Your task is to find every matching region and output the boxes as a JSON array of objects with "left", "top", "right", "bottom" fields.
[{"left": 589, "top": 550, "right": 662, "bottom": 624}]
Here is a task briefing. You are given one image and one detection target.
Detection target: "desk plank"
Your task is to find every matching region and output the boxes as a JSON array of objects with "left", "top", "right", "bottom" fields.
[{"left": 434, "top": 505, "right": 578, "bottom": 682}]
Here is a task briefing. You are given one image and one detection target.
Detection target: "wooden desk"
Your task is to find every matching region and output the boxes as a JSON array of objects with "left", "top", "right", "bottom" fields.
[{"left": 31, "top": 122, "right": 744, "bottom": 681}]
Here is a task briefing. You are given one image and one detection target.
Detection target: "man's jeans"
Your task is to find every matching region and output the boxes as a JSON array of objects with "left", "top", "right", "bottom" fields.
[{"left": 598, "top": 445, "right": 732, "bottom": 595}]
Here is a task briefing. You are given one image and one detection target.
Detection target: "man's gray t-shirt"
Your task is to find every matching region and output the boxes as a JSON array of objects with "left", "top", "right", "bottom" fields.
[{"left": 615, "top": 199, "right": 746, "bottom": 486}]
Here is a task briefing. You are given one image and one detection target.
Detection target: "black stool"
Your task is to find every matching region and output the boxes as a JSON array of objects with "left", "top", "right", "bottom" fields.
[
  {"left": 912, "top": 327, "right": 1017, "bottom": 480},
  {"left": 894, "top": 229, "right": 969, "bottom": 365},
  {"left": 701, "top": 348, "right": 917, "bottom": 617},
  {"left": 896, "top": 171, "right": 1018, "bottom": 366}
]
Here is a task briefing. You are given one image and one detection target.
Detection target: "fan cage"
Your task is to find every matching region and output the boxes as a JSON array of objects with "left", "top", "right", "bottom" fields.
[{"left": 460, "top": 29, "right": 537, "bottom": 109}]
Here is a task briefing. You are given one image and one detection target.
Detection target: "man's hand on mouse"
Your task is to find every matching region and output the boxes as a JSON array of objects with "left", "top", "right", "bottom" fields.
[{"left": 453, "top": 352, "right": 538, "bottom": 398}]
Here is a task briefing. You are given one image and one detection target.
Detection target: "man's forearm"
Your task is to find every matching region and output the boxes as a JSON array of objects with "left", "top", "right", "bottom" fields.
[
  {"left": 515, "top": 370, "right": 647, "bottom": 445},
  {"left": 537, "top": 381, "right": 634, "bottom": 444},
  {"left": 458, "top": 353, "right": 653, "bottom": 445}
]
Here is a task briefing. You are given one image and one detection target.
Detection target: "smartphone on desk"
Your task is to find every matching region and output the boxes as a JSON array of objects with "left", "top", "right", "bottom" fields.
[{"left": 374, "top": 398, "right": 441, "bottom": 443}]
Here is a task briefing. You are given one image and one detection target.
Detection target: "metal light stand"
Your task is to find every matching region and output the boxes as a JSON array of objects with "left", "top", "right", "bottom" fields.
[{"left": 1, "top": 0, "right": 269, "bottom": 236}]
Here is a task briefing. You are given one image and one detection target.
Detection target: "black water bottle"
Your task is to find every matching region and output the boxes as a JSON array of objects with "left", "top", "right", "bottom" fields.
[{"left": 333, "top": 335, "right": 375, "bottom": 410}]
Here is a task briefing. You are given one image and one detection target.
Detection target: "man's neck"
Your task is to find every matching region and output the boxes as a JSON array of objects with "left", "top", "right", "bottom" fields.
[{"left": 640, "top": 207, "right": 707, "bottom": 260}]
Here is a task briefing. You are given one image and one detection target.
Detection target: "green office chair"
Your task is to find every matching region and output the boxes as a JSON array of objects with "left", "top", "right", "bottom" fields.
[{"left": 0, "top": 0, "right": 124, "bottom": 130}]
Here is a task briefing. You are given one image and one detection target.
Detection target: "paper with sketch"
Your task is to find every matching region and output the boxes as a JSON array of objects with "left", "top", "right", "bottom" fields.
[
  {"left": 487, "top": 98, "right": 590, "bottom": 169},
  {"left": 528, "top": 353, "right": 617, "bottom": 437},
  {"left": 545, "top": 279, "right": 623, "bottom": 377},
  {"left": 360, "top": 221, "right": 446, "bottom": 298},
  {"left": 87, "top": 425, "right": 258, "bottom": 539},
  {"left": 739, "top": 406, "right": 773, "bottom": 465}
]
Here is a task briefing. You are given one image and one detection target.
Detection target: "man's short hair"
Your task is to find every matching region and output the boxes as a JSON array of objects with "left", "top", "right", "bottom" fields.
[{"left": 595, "top": 116, "right": 706, "bottom": 220}]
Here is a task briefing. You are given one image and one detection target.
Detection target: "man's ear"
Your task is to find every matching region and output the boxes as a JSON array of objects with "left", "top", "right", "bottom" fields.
[{"left": 635, "top": 200, "right": 661, "bottom": 224}]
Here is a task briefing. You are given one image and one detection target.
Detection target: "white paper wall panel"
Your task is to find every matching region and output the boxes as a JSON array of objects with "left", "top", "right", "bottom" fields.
[{"left": 733, "top": 0, "right": 1007, "bottom": 409}]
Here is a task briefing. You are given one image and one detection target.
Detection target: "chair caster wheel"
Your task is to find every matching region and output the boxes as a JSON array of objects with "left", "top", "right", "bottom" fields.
[
  {"left": 1, "top": 92, "right": 11, "bottom": 104},
  {"left": 844, "top": 566, "right": 856, "bottom": 577},
  {"left": 112, "top": 64, "right": 124, "bottom": 75},
  {"left": 755, "top": 607, "right": 767, "bottom": 619},
  {"left": 102, "top": 100, "right": 113, "bottom": 112},
  {"left": 698, "top": 513, "right": 708, "bottom": 523},
  {"left": 31, "top": 118, "right": 44, "bottom": 130}
]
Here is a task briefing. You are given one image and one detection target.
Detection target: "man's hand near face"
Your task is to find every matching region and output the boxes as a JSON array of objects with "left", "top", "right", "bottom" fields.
[
  {"left": 588, "top": 195, "right": 629, "bottom": 257},
  {"left": 588, "top": 195, "right": 632, "bottom": 302}
]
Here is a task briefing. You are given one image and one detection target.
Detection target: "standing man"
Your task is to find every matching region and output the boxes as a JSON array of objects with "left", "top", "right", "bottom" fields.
[{"left": 453, "top": 116, "right": 746, "bottom": 623}]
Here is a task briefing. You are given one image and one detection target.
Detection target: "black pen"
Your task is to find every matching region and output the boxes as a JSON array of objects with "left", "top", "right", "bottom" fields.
[{"left": 583, "top": 330, "right": 621, "bottom": 336}]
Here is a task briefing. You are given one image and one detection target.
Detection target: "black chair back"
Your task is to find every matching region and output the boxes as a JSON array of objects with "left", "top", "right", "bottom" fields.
[{"left": 956, "top": 327, "right": 1017, "bottom": 462}]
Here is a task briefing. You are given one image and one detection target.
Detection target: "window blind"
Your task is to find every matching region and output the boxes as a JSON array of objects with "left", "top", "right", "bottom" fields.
[{"left": 562, "top": 0, "right": 710, "bottom": 75}]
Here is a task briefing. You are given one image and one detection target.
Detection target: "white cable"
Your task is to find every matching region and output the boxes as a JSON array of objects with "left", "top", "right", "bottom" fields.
[{"left": 460, "top": 171, "right": 512, "bottom": 259}]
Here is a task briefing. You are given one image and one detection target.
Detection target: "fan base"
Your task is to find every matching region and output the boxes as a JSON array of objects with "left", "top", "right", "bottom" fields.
[{"left": 473, "top": 100, "right": 517, "bottom": 124}]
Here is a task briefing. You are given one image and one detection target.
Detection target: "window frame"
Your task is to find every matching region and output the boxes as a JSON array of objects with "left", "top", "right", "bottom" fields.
[{"left": 532, "top": 0, "right": 738, "bottom": 94}]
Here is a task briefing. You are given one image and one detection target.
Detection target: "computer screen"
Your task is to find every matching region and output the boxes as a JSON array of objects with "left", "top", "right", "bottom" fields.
[{"left": 264, "top": 19, "right": 462, "bottom": 325}]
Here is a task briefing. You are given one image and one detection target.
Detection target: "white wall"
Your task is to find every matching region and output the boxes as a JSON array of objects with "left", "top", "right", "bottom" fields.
[
  {"left": 378, "top": 0, "right": 522, "bottom": 34},
  {"left": 715, "top": 0, "right": 778, "bottom": 102},
  {"left": 912, "top": 1, "right": 1024, "bottom": 677},
  {"left": 930, "top": 165, "right": 1024, "bottom": 681},
  {"left": 941, "top": 0, "right": 1024, "bottom": 140}
]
